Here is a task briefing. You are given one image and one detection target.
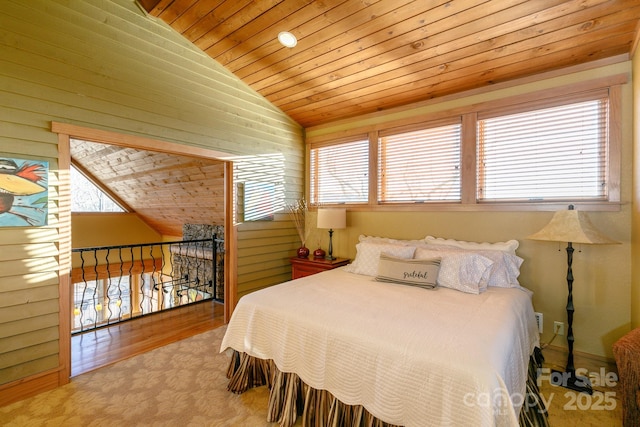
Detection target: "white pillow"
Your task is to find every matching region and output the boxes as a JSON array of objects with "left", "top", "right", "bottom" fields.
[
  {"left": 344, "top": 241, "right": 416, "bottom": 276},
  {"left": 358, "top": 234, "right": 425, "bottom": 246},
  {"left": 472, "top": 250, "right": 522, "bottom": 288},
  {"left": 424, "top": 235, "right": 519, "bottom": 254},
  {"left": 414, "top": 247, "right": 493, "bottom": 294},
  {"left": 423, "top": 239, "right": 523, "bottom": 288}
]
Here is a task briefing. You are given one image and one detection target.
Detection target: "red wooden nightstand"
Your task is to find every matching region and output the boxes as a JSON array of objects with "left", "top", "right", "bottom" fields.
[{"left": 290, "top": 257, "right": 350, "bottom": 280}]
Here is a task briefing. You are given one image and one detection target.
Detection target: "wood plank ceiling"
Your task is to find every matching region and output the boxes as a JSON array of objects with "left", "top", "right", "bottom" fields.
[
  {"left": 138, "top": 0, "right": 640, "bottom": 128},
  {"left": 70, "top": 139, "right": 225, "bottom": 237}
]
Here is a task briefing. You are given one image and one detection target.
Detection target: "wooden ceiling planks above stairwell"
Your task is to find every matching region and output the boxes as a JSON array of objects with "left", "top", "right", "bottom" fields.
[{"left": 71, "top": 139, "right": 225, "bottom": 237}]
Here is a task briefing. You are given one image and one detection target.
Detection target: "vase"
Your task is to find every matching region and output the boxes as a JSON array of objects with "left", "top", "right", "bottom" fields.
[
  {"left": 297, "top": 246, "right": 310, "bottom": 258},
  {"left": 313, "top": 248, "right": 326, "bottom": 259}
]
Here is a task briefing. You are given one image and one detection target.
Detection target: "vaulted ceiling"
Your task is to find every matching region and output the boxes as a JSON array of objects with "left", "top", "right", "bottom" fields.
[
  {"left": 138, "top": 0, "right": 640, "bottom": 128},
  {"left": 73, "top": 1, "right": 640, "bottom": 238}
]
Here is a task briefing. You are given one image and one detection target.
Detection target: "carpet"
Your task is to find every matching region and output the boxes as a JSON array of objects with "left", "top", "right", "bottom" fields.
[{"left": 0, "top": 326, "right": 275, "bottom": 426}]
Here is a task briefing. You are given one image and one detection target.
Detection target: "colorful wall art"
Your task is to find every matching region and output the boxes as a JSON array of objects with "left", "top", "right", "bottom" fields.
[{"left": 0, "top": 157, "right": 48, "bottom": 227}]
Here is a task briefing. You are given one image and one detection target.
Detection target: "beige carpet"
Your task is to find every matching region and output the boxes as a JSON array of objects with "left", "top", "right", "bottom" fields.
[
  {"left": 0, "top": 325, "right": 623, "bottom": 426},
  {"left": 0, "top": 326, "right": 272, "bottom": 426}
]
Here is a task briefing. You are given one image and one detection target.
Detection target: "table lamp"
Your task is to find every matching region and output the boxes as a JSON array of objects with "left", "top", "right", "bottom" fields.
[{"left": 317, "top": 208, "right": 346, "bottom": 260}]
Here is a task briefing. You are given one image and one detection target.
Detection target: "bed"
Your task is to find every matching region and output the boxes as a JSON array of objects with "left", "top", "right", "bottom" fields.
[{"left": 220, "top": 235, "right": 549, "bottom": 427}]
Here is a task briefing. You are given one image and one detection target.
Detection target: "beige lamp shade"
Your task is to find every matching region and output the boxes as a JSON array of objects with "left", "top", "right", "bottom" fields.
[
  {"left": 527, "top": 206, "right": 619, "bottom": 245},
  {"left": 317, "top": 208, "right": 346, "bottom": 230}
]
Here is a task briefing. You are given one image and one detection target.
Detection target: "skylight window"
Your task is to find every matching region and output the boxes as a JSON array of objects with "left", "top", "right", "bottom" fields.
[{"left": 71, "top": 165, "right": 125, "bottom": 212}]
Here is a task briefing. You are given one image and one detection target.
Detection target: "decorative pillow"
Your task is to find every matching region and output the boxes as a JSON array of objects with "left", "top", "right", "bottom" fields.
[
  {"left": 344, "top": 241, "right": 416, "bottom": 276},
  {"left": 375, "top": 254, "right": 440, "bottom": 289},
  {"left": 414, "top": 247, "right": 493, "bottom": 294},
  {"left": 423, "top": 239, "right": 523, "bottom": 288},
  {"left": 424, "top": 235, "right": 519, "bottom": 254},
  {"left": 471, "top": 249, "right": 523, "bottom": 288}
]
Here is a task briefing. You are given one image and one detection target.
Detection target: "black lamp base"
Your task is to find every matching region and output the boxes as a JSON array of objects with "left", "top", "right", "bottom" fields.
[
  {"left": 550, "top": 369, "right": 593, "bottom": 394},
  {"left": 326, "top": 228, "right": 335, "bottom": 260}
]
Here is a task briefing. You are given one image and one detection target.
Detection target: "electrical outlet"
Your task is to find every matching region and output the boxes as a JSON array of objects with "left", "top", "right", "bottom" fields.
[
  {"left": 535, "top": 312, "right": 543, "bottom": 333},
  {"left": 554, "top": 321, "right": 565, "bottom": 336}
]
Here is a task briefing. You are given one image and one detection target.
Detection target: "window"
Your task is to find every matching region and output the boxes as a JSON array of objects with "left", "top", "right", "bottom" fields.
[
  {"left": 71, "top": 165, "right": 124, "bottom": 212},
  {"left": 73, "top": 276, "right": 131, "bottom": 331},
  {"left": 237, "top": 181, "right": 277, "bottom": 221},
  {"left": 310, "top": 137, "right": 369, "bottom": 204},
  {"left": 378, "top": 122, "right": 461, "bottom": 203},
  {"left": 233, "top": 154, "right": 285, "bottom": 222},
  {"left": 477, "top": 95, "right": 608, "bottom": 202},
  {"left": 72, "top": 272, "right": 174, "bottom": 331},
  {"left": 307, "top": 80, "right": 620, "bottom": 210}
]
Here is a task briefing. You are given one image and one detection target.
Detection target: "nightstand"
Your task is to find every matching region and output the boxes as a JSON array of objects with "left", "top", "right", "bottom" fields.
[{"left": 290, "top": 257, "right": 350, "bottom": 279}]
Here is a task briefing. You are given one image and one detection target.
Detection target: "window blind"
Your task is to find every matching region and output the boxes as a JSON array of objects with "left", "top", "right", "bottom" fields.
[
  {"left": 310, "top": 138, "right": 369, "bottom": 204},
  {"left": 378, "top": 123, "right": 461, "bottom": 203},
  {"left": 477, "top": 98, "right": 608, "bottom": 202}
]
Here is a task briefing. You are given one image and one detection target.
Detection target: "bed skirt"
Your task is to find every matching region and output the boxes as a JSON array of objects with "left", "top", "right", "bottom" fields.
[{"left": 226, "top": 348, "right": 550, "bottom": 427}]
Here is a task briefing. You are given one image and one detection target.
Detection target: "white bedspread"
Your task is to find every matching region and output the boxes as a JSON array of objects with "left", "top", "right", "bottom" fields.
[{"left": 220, "top": 267, "right": 540, "bottom": 427}]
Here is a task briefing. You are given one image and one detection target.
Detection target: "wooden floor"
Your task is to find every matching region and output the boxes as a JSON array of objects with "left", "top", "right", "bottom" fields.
[{"left": 71, "top": 300, "right": 225, "bottom": 377}]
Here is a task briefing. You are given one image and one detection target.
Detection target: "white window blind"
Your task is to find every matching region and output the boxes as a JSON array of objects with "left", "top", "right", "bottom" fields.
[
  {"left": 477, "top": 97, "right": 608, "bottom": 202},
  {"left": 378, "top": 123, "right": 461, "bottom": 203},
  {"left": 310, "top": 138, "right": 369, "bottom": 204}
]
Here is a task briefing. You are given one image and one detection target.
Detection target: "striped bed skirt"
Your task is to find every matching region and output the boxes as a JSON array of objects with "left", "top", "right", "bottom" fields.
[{"left": 226, "top": 348, "right": 550, "bottom": 427}]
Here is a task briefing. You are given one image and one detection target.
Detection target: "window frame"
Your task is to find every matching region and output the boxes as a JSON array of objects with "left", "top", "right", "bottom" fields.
[
  {"left": 308, "top": 134, "right": 372, "bottom": 205},
  {"left": 377, "top": 118, "right": 463, "bottom": 204},
  {"left": 475, "top": 90, "right": 611, "bottom": 203},
  {"left": 306, "top": 76, "right": 623, "bottom": 212}
]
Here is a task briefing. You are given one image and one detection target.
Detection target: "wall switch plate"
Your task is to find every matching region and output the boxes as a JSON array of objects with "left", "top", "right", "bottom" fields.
[
  {"left": 554, "top": 321, "right": 565, "bottom": 336},
  {"left": 535, "top": 312, "right": 543, "bottom": 333}
]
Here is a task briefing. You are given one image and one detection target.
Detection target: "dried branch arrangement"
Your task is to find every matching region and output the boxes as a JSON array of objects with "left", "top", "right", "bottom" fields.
[{"left": 287, "top": 198, "right": 308, "bottom": 246}]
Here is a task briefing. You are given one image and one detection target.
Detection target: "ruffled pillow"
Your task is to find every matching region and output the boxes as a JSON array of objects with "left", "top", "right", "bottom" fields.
[
  {"left": 343, "top": 241, "right": 416, "bottom": 276},
  {"left": 414, "top": 247, "right": 493, "bottom": 294},
  {"left": 424, "top": 238, "right": 523, "bottom": 288},
  {"left": 424, "top": 235, "right": 519, "bottom": 254},
  {"left": 358, "top": 234, "right": 425, "bottom": 246}
]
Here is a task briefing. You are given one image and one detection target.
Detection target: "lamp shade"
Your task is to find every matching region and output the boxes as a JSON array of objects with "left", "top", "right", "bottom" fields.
[
  {"left": 527, "top": 206, "right": 619, "bottom": 245},
  {"left": 317, "top": 208, "right": 346, "bottom": 230}
]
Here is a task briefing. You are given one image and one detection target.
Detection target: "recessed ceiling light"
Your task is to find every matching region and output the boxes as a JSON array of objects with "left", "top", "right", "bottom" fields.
[{"left": 278, "top": 31, "right": 297, "bottom": 48}]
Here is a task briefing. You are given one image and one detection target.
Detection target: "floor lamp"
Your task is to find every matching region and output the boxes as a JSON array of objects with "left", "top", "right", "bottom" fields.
[
  {"left": 317, "top": 208, "right": 346, "bottom": 260},
  {"left": 528, "top": 204, "right": 619, "bottom": 394}
]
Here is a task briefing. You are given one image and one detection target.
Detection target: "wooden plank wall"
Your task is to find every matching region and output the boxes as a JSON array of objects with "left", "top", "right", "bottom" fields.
[
  {"left": 0, "top": 0, "right": 303, "bottom": 399},
  {"left": 234, "top": 151, "right": 304, "bottom": 298},
  {"left": 236, "top": 214, "right": 302, "bottom": 299}
]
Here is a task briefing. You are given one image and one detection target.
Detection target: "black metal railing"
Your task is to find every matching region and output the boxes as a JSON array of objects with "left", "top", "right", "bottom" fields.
[{"left": 71, "top": 235, "right": 224, "bottom": 334}]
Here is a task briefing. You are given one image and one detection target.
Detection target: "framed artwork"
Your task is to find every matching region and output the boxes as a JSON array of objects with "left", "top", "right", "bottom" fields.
[{"left": 0, "top": 157, "right": 49, "bottom": 227}]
